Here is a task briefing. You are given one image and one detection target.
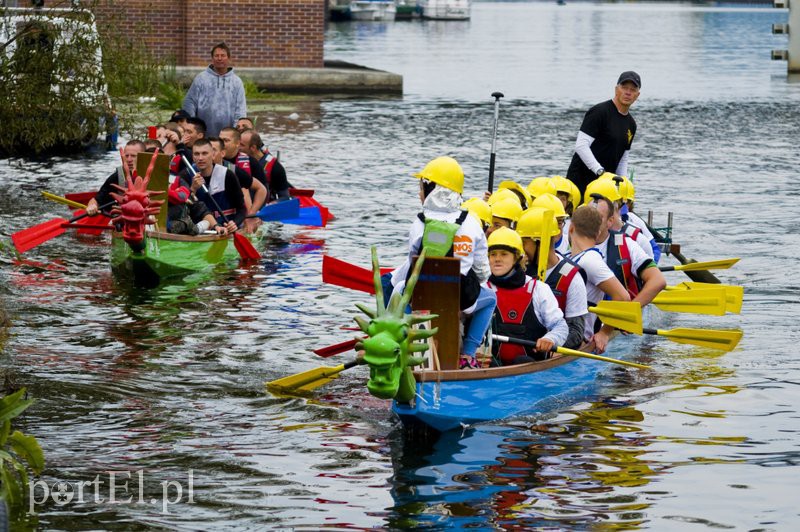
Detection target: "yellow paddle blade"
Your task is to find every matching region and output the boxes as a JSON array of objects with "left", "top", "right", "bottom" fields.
[
  {"left": 537, "top": 209, "right": 553, "bottom": 282},
  {"left": 266, "top": 363, "right": 348, "bottom": 393},
  {"left": 669, "top": 258, "right": 739, "bottom": 272},
  {"left": 41, "top": 191, "right": 87, "bottom": 210},
  {"left": 649, "top": 327, "right": 743, "bottom": 352},
  {"left": 589, "top": 300, "right": 643, "bottom": 335},
  {"left": 667, "top": 282, "right": 744, "bottom": 314},
  {"left": 556, "top": 346, "right": 650, "bottom": 369},
  {"left": 652, "top": 287, "right": 727, "bottom": 315}
]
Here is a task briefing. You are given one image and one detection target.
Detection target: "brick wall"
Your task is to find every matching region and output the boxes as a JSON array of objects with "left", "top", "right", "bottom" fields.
[{"left": 88, "top": 0, "right": 324, "bottom": 68}]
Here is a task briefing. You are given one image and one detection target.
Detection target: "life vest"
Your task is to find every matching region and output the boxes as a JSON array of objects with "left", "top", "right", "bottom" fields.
[
  {"left": 544, "top": 257, "right": 586, "bottom": 314},
  {"left": 224, "top": 152, "right": 252, "bottom": 176},
  {"left": 417, "top": 210, "right": 469, "bottom": 258},
  {"left": 195, "top": 165, "right": 234, "bottom": 224},
  {"left": 412, "top": 210, "right": 479, "bottom": 311},
  {"left": 488, "top": 277, "right": 549, "bottom": 365},
  {"left": 621, "top": 222, "right": 641, "bottom": 242},
  {"left": 605, "top": 230, "right": 641, "bottom": 298}
]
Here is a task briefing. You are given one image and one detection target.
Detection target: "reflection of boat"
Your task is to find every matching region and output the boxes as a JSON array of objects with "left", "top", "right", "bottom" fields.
[
  {"left": 110, "top": 230, "right": 243, "bottom": 288},
  {"left": 419, "top": 0, "right": 470, "bottom": 20},
  {"left": 350, "top": 0, "right": 397, "bottom": 21}
]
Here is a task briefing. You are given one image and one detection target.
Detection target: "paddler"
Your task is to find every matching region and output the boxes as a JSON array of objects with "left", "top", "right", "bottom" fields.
[
  {"left": 530, "top": 192, "right": 570, "bottom": 255},
  {"left": 487, "top": 197, "right": 523, "bottom": 236},
  {"left": 586, "top": 181, "right": 667, "bottom": 304},
  {"left": 461, "top": 197, "right": 492, "bottom": 235},
  {"left": 608, "top": 174, "right": 662, "bottom": 262},
  {"left": 85, "top": 139, "right": 145, "bottom": 216},
  {"left": 517, "top": 208, "right": 587, "bottom": 350},
  {"left": 485, "top": 227, "right": 568, "bottom": 365},
  {"left": 390, "top": 156, "right": 496, "bottom": 370},
  {"left": 586, "top": 177, "right": 654, "bottom": 260},
  {"left": 182, "top": 138, "right": 243, "bottom": 231},
  {"left": 567, "top": 206, "right": 631, "bottom": 353}
]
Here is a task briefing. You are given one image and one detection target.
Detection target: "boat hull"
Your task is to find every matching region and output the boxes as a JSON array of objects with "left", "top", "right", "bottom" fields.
[
  {"left": 110, "top": 231, "right": 240, "bottom": 287},
  {"left": 419, "top": 0, "right": 470, "bottom": 20},
  {"left": 393, "top": 352, "right": 606, "bottom": 433},
  {"left": 350, "top": 1, "right": 397, "bottom": 21}
]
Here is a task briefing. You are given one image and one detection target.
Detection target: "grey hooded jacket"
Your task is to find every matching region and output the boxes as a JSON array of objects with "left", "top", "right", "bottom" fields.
[{"left": 183, "top": 66, "right": 247, "bottom": 137}]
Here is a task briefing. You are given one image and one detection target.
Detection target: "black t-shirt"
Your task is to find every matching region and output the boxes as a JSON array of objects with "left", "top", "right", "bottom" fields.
[
  {"left": 566, "top": 99, "right": 636, "bottom": 194},
  {"left": 260, "top": 155, "right": 289, "bottom": 201},
  {"left": 223, "top": 158, "right": 254, "bottom": 191},
  {"left": 94, "top": 169, "right": 123, "bottom": 213}
]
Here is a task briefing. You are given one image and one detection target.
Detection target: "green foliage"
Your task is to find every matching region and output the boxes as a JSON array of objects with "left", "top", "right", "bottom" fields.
[
  {"left": 242, "top": 77, "right": 264, "bottom": 99},
  {"left": 0, "top": 388, "right": 44, "bottom": 519},
  {"left": 155, "top": 81, "right": 185, "bottom": 111},
  {"left": 0, "top": 8, "right": 114, "bottom": 155}
]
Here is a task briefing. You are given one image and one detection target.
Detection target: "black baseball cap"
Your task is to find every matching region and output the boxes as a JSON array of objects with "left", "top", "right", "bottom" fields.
[
  {"left": 170, "top": 109, "right": 191, "bottom": 122},
  {"left": 617, "top": 71, "right": 641, "bottom": 88}
]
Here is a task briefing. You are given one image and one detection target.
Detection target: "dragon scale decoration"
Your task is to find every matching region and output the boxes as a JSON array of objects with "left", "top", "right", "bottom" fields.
[
  {"left": 109, "top": 149, "right": 164, "bottom": 252},
  {"left": 355, "top": 247, "right": 438, "bottom": 403}
]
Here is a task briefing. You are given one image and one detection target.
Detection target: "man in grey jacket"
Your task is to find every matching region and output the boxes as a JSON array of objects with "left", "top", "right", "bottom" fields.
[{"left": 182, "top": 42, "right": 247, "bottom": 137}]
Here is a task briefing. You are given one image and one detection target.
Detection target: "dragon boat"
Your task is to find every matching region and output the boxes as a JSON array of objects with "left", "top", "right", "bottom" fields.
[
  {"left": 328, "top": 249, "right": 635, "bottom": 436},
  {"left": 106, "top": 151, "right": 258, "bottom": 287}
]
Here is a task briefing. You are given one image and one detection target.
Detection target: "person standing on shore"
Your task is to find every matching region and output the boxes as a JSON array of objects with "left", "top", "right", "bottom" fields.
[
  {"left": 182, "top": 42, "right": 247, "bottom": 137},
  {"left": 566, "top": 71, "right": 640, "bottom": 195}
]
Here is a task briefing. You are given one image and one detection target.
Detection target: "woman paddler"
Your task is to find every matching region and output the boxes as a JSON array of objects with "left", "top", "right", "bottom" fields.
[
  {"left": 389, "top": 156, "right": 496, "bottom": 370},
  {"left": 485, "top": 227, "right": 568, "bottom": 365}
]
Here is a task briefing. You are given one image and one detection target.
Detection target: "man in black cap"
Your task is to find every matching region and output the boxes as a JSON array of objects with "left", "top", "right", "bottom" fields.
[
  {"left": 566, "top": 71, "right": 641, "bottom": 196},
  {"left": 170, "top": 109, "right": 191, "bottom": 129}
]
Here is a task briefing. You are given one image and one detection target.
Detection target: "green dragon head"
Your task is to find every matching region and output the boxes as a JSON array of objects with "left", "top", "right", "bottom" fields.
[{"left": 355, "top": 248, "right": 438, "bottom": 403}]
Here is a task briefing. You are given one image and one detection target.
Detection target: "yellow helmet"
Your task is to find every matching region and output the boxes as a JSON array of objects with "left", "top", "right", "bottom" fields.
[
  {"left": 487, "top": 226, "right": 524, "bottom": 256},
  {"left": 491, "top": 197, "right": 523, "bottom": 223},
  {"left": 531, "top": 193, "right": 567, "bottom": 219},
  {"left": 598, "top": 172, "right": 635, "bottom": 202},
  {"left": 461, "top": 197, "right": 492, "bottom": 227},
  {"left": 498, "top": 180, "right": 531, "bottom": 209},
  {"left": 526, "top": 177, "right": 557, "bottom": 199},
  {"left": 487, "top": 188, "right": 520, "bottom": 206},
  {"left": 517, "top": 207, "right": 561, "bottom": 238},
  {"left": 568, "top": 180, "right": 581, "bottom": 212},
  {"left": 413, "top": 156, "right": 464, "bottom": 194},
  {"left": 584, "top": 177, "right": 622, "bottom": 205}
]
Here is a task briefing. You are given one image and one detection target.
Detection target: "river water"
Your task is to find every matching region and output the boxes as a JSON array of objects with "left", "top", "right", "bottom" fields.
[{"left": 1, "top": 1, "right": 799, "bottom": 529}]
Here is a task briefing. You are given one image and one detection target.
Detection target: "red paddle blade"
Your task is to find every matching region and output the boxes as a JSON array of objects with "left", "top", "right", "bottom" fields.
[
  {"left": 12, "top": 218, "right": 68, "bottom": 253},
  {"left": 322, "top": 256, "right": 393, "bottom": 294},
  {"left": 64, "top": 191, "right": 97, "bottom": 205},
  {"left": 70, "top": 210, "right": 111, "bottom": 235},
  {"left": 233, "top": 232, "right": 260, "bottom": 260},
  {"left": 289, "top": 188, "right": 314, "bottom": 197},
  {"left": 314, "top": 337, "right": 360, "bottom": 358}
]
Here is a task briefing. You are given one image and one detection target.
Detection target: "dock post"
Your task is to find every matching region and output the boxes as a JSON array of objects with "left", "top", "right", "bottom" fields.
[{"left": 772, "top": 0, "right": 800, "bottom": 73}]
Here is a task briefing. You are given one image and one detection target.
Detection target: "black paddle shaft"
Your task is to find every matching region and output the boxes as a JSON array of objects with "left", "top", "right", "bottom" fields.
[
  {"left": 73, "top": 200, "right": 115, "bottom": 222},
  {"left": 488, "top": 91, "right": 504, "bottom": 193}
]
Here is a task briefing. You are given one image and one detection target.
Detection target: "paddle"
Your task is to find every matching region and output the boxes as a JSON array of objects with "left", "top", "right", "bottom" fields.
[
  {"left": 642, "top": 327, "right": 742, "bottom": 351},
  {"left": 266, "top": 358, "right": 363, "bottom": 393},
  {"left": 40, "top": 191, "right": 112, "bottom": 236},
  {"left": 659, "top": 258, "right": 739, "bottom": 273},
  {"left": 491, "top": 334, "right": 650, "bottom": 369},
  {"left": 12, "top": 200, "right": 116, "bottom": 253},
  {"left": 288, "top": 188, "right": 335, "bottom": 222},
  {"left": 41, "top": 191, "right": 88, "bottom": 210},
  {"left": 650, "top": 286, "right": 728, "bottom": 316},
  {"left": 181, "top": 156, "right": 260, "bottom": 260},
  {"left": 665, "top": 282, "right": 743, "bottom": 314},
  {"left": 64, "top": 191, "right": 97, "bottom": 206},
  {"left": 601, "top": 302, "right": 743, "bottom": 351},
  {"left": 279, "top": 206, "right": 327, "bottom": 228},
  {"left": 487, "top": 91, "right": 504, "bottom": 193},
  {"left": 322, "top": 255, "right": 393, "bottom": 294},
  {"left": 249, "top": 198, "right": 300, "bottom": 221},
  {"left": 314, "top": 337, "right": 361, "bottom": 358}
]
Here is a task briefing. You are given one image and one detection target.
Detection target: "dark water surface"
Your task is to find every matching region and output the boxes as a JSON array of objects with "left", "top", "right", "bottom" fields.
[{"left": 2, "top": 1, "right": 800, "bottom": 529}]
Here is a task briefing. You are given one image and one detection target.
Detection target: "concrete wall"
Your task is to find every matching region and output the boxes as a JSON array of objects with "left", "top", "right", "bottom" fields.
[{"left": 57, "top": 0, "right": 325, "bottom": 68}]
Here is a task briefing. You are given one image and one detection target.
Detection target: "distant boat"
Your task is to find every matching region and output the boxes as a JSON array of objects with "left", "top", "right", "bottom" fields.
[
  {"left": 350, "top": 0, "right": 397, "bottom": 21},
  {"left": 395, "top": 0, "right": 421, "bottom": 19},
  {"left": 419, "top": 0, "right": 471, "bottom": 20}
]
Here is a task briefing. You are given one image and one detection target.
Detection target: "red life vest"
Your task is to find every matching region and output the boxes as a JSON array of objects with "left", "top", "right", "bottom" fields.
[
  {"left": 488, "top": 277, "right": 548, "bottom": 365},
  {"left": 622, "top": 222, "right": 641, "bottom": 242},
  {"left": 235, "top": 152, "right": 252, "bottom": 176},
  {"left": 605, "top": 231, "right": 641, "bottom": 298},
  {"left": 544, "top": 258, "right": 585, "bottom": 314}
]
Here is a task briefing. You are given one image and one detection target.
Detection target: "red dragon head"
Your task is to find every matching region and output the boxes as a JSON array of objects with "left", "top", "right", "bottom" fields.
[{"left": 110, "top": 148, "right": 164, "bottom": 252}]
